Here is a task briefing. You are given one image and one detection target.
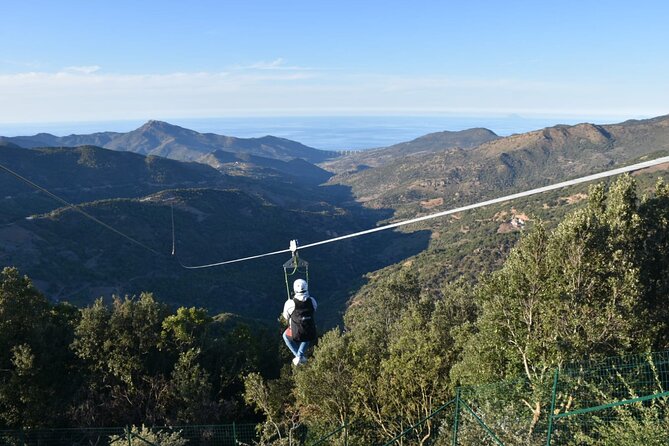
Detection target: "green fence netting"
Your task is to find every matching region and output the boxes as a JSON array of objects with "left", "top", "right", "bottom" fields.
[
  {"left": 548, "top": 351, "right": 669, "bottom": 445},
  {"left": 455, "top": 377, "right": 549, "bottom": 446},
  {"left": 306, "top": 350, "right": 669, "bottom": 446},
  {"left": 3, "top": 351, "right": 669, "bottom": 445}
]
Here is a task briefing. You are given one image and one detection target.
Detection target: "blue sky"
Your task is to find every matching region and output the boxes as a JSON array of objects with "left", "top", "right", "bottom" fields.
[{"left": 1, "top": 0, "right": 668, "bottom": 125}]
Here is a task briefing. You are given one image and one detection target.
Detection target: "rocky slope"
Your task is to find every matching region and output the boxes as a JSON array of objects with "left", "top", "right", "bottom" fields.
[{"left": 328, "top": 115, "right": 669, "bottom": 214}]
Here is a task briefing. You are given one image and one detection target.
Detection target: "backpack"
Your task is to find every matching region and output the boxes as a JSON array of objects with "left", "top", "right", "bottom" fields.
[{"left": 289, "top": 297, "right": 317, "bottom": 342}]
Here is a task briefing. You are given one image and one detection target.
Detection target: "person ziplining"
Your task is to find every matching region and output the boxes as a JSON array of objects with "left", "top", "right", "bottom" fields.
[
  {"left": 280, "top": 240, "right": 317, "bottom": 365},
  {"left": 282, "top": 278, "right": 318, "bottom": 365}
]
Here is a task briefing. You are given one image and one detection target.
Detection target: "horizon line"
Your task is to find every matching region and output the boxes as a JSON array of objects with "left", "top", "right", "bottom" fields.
[{"left": 0, "top": 111, "right": 660, "bottom": 127}]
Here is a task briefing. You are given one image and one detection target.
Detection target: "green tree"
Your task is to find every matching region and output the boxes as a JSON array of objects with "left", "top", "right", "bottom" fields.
[
  {"left": 160, "top": 307, "right": 212, "bottom": 353},
  {"left": 294, "top": 330, "right": 353, "bottom": 432},
  {"left": 638, "top": 178, "right": 669, "bottom": 347},
  {"left": 343, "top": 271, "right": 420, "bottom": 442},
  {"left": 244, "top": 369, "right": 303, "bottom": 446},
  {"left": 200, "top": 316, "right": 282, "bottom": 420},
  {"left": 165, "top": 348, "right": 219, "bottom": 424},
  {"left": 0, "top": 267, "right": 78, "bottom": 428},
  {"left": 376, "top": 298, "right": 451, "bottom": 445},
  {"left": 109, "top": 424, "right": 188, "bottom": 446},
  {"left": 452, "top": 176, "right": 657, "bottom": 440},
  {"left": 71, "top": 293, "right": 171, "bottom": 425}
]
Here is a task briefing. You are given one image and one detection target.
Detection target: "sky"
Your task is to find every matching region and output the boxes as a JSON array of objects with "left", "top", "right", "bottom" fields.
[{"left": 1, "top": 0, "right": 668, "bottom": 127}]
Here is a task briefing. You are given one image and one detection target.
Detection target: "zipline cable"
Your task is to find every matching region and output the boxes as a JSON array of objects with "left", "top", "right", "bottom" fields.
[
  {"left": 180, "top": 155, "right": 669, "bottom": 269},
  {"left": 171, "top": 203, "right": 176, "bottom": 256},
  {"left": 0, "top": 161, "right": 163, "bottom": 256},
  {"left": 180, "top": 246, "right": 294, "bottom": 269}
]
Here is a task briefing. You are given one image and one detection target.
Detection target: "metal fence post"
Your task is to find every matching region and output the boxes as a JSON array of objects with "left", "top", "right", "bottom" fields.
[
  {"left": 546, "top": 368, "right": 559, "bottom": 446},
  {"left": 126, "top": 425, "right": 132, "bottom": 446},
  {"left": 233, "top": 421, "right": 238, "bottom": 446},
  {"left": 452, "top": 388, "right": 461, "bottom": 446}
]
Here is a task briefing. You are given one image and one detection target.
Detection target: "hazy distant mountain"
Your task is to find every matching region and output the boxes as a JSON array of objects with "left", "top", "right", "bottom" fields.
[
  {"left": 320, "top": 127, "right": 499, "bottom": 174},
  {"left": 329, "top": 115, "right": 669, "bottom": 213},
  {"left": 0, "top": 131, "right": 122, "bottom": 149},
  {"left": 1, "top": 120, "right": 336, "bottom": 163}
]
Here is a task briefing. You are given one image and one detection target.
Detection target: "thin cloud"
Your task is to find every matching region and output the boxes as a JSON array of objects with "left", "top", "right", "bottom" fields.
[
  {"left": 0, "top": 69, "right": 665, "bottom": 122},
  {"left": 250, "top": 58, "right": 286, "bottom": 69},
  {"left": 62, "top": 65, "right": 102, "bottom": 74},
  {"left": 0, "top": 59, "right": 42, "bottom": 69},
  {"left": 233, "top": 58, "right": 317, "bottom": 71}
]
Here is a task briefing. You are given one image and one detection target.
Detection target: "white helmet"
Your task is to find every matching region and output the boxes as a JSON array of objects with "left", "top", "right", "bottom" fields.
[{"left": 293, "top": 279, "right": 308, "bottom": 294}]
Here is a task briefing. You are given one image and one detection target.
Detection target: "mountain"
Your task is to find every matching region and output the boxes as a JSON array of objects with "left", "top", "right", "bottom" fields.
[
  {"left": 1, "top": 120, "right": 336, "bottom": 163},
  {"left": 320, "top": 127, "right": 499, "bottom": 174},
  {"left": 0, "top": 143, "right": 227, "bottom": 224},
  {"left": 0, "top": 131, "right": 121, "bottom": 149},
  {"left": 329, "top": 115, "right": 669, "bottom": 214},
  {"left": 325, "top": 114, "right": 669, "bottom": 294},
  {"left": 199, "top": 150, "right": 333, "bottom": 185},
  {"left": 0, "top": 143, "right": 348, "bottom": 225}
]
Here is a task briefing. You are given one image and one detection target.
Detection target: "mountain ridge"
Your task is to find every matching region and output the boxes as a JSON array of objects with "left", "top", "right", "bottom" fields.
[
  {"left": 1, "top": 120, "right": 336, "bottom": 163},
  {"left": 320, "top": 127, "right": 499, "bottom": 174},
  {"left": 328, "top": 114, "right": 669, "bottom": 213}
]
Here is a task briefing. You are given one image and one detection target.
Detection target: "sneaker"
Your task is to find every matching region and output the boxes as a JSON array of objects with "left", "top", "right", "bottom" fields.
[{"left": 292, "top": 356, "right": 300, "bottom": 366}]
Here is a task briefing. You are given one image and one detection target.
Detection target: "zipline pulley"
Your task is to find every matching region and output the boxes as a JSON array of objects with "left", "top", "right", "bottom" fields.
[{"left": 283, "top": 239, "right": 309, "bottom": 301}]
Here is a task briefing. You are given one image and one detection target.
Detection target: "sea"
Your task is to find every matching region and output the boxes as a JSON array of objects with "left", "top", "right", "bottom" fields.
[{"left": 0, "top": 115, "right": 631, "bottom": 151}]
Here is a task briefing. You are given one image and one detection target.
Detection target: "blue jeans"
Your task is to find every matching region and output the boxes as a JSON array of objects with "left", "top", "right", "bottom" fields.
[{"left": 283, "top": 330, "right": 310, "bottom": 358}]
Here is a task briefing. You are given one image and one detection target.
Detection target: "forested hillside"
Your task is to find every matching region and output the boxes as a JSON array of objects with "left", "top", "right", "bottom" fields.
[
  {"left": 1, "top": 187, "right": 428, "bottom": 324},
  {"left": 0, "top": 144, "right": 227, "bottom": 224},
  {"left": 320, "top": 127, "right": 499, "bottom": 173}
]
